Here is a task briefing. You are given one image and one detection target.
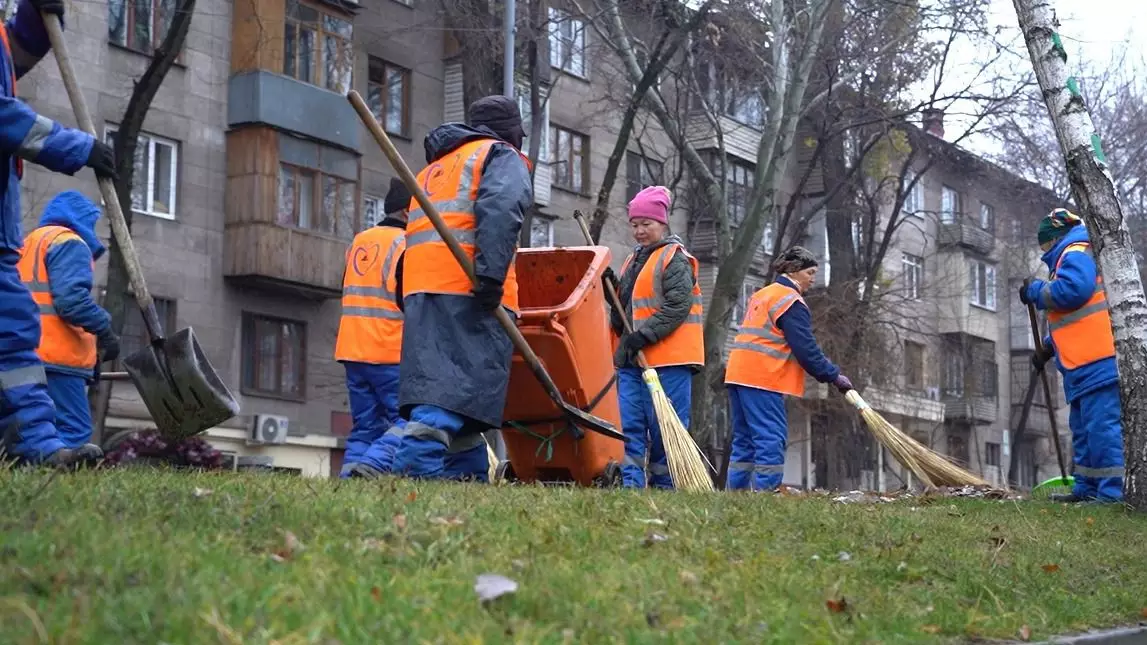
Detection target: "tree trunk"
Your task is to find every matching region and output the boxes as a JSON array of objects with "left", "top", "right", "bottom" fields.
[
  {"left": 1012, "top": 0, "right": 1147, "bottom": 508},
  {"left": 518, "top": 0, "right": 542, "bottom": 247},
  {"left": 89, "top": 0, "right": 197, "bottom": 444}
]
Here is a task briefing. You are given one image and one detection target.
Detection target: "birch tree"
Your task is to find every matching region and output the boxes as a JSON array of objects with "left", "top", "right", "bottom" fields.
[{"left": 1012, "top": 0, "right": 1147, "bottom": 508}]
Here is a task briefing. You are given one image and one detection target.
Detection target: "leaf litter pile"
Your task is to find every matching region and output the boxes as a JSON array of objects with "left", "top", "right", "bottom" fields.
[{"left": 1, "top": 468, "right": 1145, "bottom": 643}]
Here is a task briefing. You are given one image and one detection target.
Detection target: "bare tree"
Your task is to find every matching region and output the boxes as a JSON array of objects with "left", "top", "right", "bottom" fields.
[
  {"left": 1012, "top": 0, "right": 1147, "bottom": 508},
  {"left": 89, "top": 0, "right": 198, "bottom": 443}
]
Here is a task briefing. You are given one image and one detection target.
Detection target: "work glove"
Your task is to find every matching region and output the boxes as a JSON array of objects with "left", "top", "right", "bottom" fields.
[
  {"left": 1019, "top": 277, "right": 1044, "bottom": 306},
  {"left": 471, "top": 276, "right": 504, "bottom": 312},
  {"left": 832, "top": 373, "right": 854, "bottom": 393},
  {"left": 613, "top": 331, "right": 648, "bottom": 368},
  {"left": 602, "top": 267, "right": 620, "bottom": 293},
  {"left": 28, "top": 0, "right": 65, "bottom": 17},
  {"left": 97, "top": 330, "right": 120, "bottom": 363},
  {"left": 85, "top": 140, "right": 117, "bottom": 180},
  {"left": 1031, "top": 347, "right": 1054, "bottom": 371}
]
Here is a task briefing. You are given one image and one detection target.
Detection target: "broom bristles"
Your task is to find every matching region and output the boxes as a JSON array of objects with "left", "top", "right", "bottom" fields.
[
  {"left": 645, "top": 369, "right": 714, "bottom": 492},
  {"left": 845, "top": 390, "right": 990, "bottom": 489}
]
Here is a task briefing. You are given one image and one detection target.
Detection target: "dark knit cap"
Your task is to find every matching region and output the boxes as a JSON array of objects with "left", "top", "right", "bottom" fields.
[
  {"left": 772, "top": 245, "right": 818, "bottom": 275},
  {"left": 1037, "top": 208, "right": 1082, "bottom": 246},
  {"left": 468, "top": 95, "right": 525, "bottom": 148},
  {"left": 383, "top": 177, "right": 411, "bottom": 215}
]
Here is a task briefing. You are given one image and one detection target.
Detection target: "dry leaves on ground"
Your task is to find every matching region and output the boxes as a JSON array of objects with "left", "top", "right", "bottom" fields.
[
  {"left": 1019, "top": 624, "right": 1032, "bottom": 641},
  {"left": 1041, "top": 563, "right": 1060, "bottom": 573},
  {"left": 270, "top": 530, "right": 304, "bottom": 562}
]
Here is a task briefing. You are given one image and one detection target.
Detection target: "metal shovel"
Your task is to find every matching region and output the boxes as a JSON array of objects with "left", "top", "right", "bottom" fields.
[
  {"left": 347, "top": 90, "right": 622, "bottom": 441},
  {"left": 43, "top": 15, "right": 240, "bottom": 440}
]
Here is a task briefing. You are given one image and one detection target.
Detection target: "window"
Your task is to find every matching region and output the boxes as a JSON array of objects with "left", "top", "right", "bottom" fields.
[
  {"left": 1009, "top": 217, "right": 1023, "bottom": 244},
  {"left": 283, "top": 0, "right": 354, "bottom": 93},
  {"left": 104, "top": 125, "right": 179, "bottom": 220},
  {"left": 549, "top": 126, "right": 588, "bottom": 193},
  {"left": 985, "top": 442, "right": 1001, "bottom": 467},
  {"left": 969, "top": 259, "right": 997, "bottom": 310},
  {"left": 940, "top": 186, "right": 961, "bottom": 224},
  {"left": 904, "top": 341, "right": 925, "bottom": 389},
  {"left": 362, "top": 194, "right": 383, "bottom": 229},
  {"left": 901, "top": 253, "right": 924, "bottom": 300},
  {"left": 108, "top": 0, "right": 175, "bottom": 54},
  {"left": 367, "top": 58, "right": 410, "bottom": 137},
  {"left": 979, "top": 203, "right": 995, "bottom": 232},
  {"left": 117, "top": 297, "right": 177, "bottom": 369},
  {"left": 626, "top": 152, "right": 664, "bottom": 202},
  {"left": 530, "top": 216, "right": 554, "bottom": 247},
  {"left": 548, "top": 8, "right": 586, "bottom": 77},
  {"left": 242, "top": 313, "right": 306, "bottom": 399},
  {"left": 278, "top": 161, "right": 358, "bottom": 238},
  {"left": 723, "top": 159, "right": 754, "bottom": 226},
  {"left": 694, "top": 61, "right": 766, "bottom": 127},
  {"left": 732, "top": 279, "right": 762, "bottom": 325},
  {"left": 947, "top": 433, "right": 970, "bottom": 466},
  {"left": 902, "top": 171, "right": 923, "bottom": 216},
  {"left": 514, "top": 83, "right": 550, "bottom": 160}
]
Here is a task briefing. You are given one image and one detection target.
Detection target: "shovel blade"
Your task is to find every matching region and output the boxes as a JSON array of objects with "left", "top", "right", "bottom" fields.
[
  {"left": 122, "top": 327, "right": 241, "bottom": 440},
  {"left": 561, "top": 403, "right": 624, "bottom": 441}
]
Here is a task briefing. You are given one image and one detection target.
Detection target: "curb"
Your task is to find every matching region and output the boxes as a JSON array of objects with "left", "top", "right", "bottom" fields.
[{"left": 1036, "top": 624, "right": 1147, "bottom": 644}]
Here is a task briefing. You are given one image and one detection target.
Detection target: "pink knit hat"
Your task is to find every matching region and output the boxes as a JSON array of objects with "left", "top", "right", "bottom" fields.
[{"left": 628, "top": 185, "right": 672, "bottom": 225}]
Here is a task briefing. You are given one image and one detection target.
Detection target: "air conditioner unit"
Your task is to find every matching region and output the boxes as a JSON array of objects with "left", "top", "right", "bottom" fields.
[{"left": 251, "top": 414, "right": 289, "bottom": 445}]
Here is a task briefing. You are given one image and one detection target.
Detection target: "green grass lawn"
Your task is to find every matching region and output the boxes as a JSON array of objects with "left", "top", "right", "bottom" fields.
[{"left": 1, "top": 468, "right": 1145, "bottom": 644}]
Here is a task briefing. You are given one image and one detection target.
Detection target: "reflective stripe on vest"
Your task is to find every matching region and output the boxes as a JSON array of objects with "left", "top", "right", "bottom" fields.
[
  {"left": 334, "top": 225, "right": 405, "bottom": 364},
  {"left": 403, "top": 138, "right": 530, "bottom": 313},
  {"left": 1046, "top": 242, "right": 1115, "bottom": 370},
  {"left": 0, "top": 24, "right": 23, "bottom": 179},
  {"left": 724, "top": 282, "right": 806, "bottom": 396},
  {"left": 17, "top": 226, "right": 98, "bottom": 369},
  {"left": 621, "top": 243, "right": 705, "bottom": 368}
]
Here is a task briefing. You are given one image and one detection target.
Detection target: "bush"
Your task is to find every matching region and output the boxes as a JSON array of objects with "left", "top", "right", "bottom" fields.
[{"left": 103, "top": 429, "right": 225, "bottom": 470}]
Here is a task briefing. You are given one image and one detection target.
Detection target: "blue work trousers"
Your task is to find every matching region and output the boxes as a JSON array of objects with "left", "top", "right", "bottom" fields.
[
  {"left": 619, "top": 366, "right": 692, "bottom": 489},
  {"left": 1069, "top": 382, "right": 1124, "bottom": 502},
  {"left": 340, "top": 362, "right": 404, "bottom": 478},
  {"left": 45, "top": 372, "right": 92, "bottom": 449},
  {"left": 726, "top": 385, "right": 788, "bottom": 491},
  {"left": 390, "top": 404, "right": 489, "bottom": 482}
]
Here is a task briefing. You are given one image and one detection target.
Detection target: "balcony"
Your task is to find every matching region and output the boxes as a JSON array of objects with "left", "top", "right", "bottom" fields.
[
  {"left": 943, "top": 396, "right": 999, "bottom": 424},
  {"left": 938, "top": 215, "right": 995, "bottom": 255},
  {"left": 941, "top": 332, "right": 999, "bottom": 425}
]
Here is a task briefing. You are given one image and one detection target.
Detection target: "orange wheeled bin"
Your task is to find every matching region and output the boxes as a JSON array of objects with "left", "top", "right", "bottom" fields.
[{"left": 498, "top": 245, "right": 625, "bottom": 487}]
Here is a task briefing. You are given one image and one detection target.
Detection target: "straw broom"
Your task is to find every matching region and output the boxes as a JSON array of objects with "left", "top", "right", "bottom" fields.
[
  {"left": 572, "top": 212, "right": 713, "bottom": 492},
  {"left": 844, "top": 390, "right": 989, "bottom": 488}
]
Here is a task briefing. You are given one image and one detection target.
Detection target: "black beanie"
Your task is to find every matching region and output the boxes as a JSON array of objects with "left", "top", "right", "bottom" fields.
[
  {"left": 468, "top": 95, "right": 525, "bottom": 149},
  {"left": 383, "top": 177, "right": 411, "bottom": 215}
]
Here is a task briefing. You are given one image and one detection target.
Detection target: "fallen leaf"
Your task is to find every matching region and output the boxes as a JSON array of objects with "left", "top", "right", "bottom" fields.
[
  {"left": 825, "top": 597, "right": 848, "bottom": 613},
  {"left": 897, "top": 561, "right": 908, "bottom": 572},
  {"left": 283, "top": 530, "right": 304, "bottom": 554},
  {"left": 193, "top": 487, "right": 213, "bottom": 498},
  {"left": 1140, "top": 607, "right": 1147, "bottom": 618},
  {"left": 430, "top": 516, "right": 465, "bottom": 527},
  {"left": 370, "top": 586, "right": 381, "bottom": 602},
  {"left": 511, "top": 559, "right": 527, "bottom": 571},
  {"left": 1086, "top": 517, "right": 1095, "bottom": 526},
  {"left": 393, "top": 514, "right": 407, "bottom": 530},
  {"left": 1041, "top": 563, "right": 1060, "bottom": 573},
  {"left": 679, "top": 570, "right": 699, "bottom": 585},
  {"left": 921, "top": 625, "right": 940, "bottom": 634},
  {"left": 405, "top": 491, "right": 418, "bottom": 503},
  {"left": 910, "top": 533, "right": 923, "bottom": 543},
  {"left": 475, "top": 573, "right": 518, "bottom": 603},
  {"left": 637, "top": 518, "right": 666, "bottom": 526},
  {"left": 643, "top": 532, "right": 669, "bottom": 547},
  {"left": 1019, "top": 624, "right": 1032, "bottom": 641},
  {"left": 837, "top": 552, "right": 852, "bottom": 562}
]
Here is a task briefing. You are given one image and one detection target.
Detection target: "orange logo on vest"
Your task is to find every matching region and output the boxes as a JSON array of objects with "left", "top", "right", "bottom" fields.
[{"left": 335, "top": 225, "right": 406, "bottom": 365}]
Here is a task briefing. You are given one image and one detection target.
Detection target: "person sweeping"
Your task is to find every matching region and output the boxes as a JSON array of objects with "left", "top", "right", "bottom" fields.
[
  {"left": 610, "top": 185, "right": 704, "bottom": 489},
  {"left": 724, "top": 246, "right": 853, "bottom": 491},
  {"left": 1019, "top": 208, "right": 1125, "bottom": 504}
]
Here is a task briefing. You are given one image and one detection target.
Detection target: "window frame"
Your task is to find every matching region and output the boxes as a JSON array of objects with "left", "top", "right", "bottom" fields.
[
  {"left": 362, "top": 193, "right": 383, "bottom": 230},
  {"left": 979, "top": 202, "right": 995, "bottom": 232},
  {"left": 240, "top": 312, "right": 308, "bottom": 401},
  {"left": 721, "top": 157, "right": 755, "bottom": 227},
  {"left": 940, "top": 185, "right": 961, "bottom": 224},
  {"left": 282, "top": 0, "right": 355, "bottom": 93},
  {"left": 515, "top": 82, "right": 551, "bottom": 161},
  {"left": 549, "top": 124, "right": 590, "bottom": 195},
  {"left": 904, "top": 340, "right": 925, "bottom": 389},
  {"left": 968, "top": 258, "right": 997, "bottom": 311},
  {"left": 731, "top": 278, "right": 763, "bottom": 327},
  {"left": 901, "top": 252, "right": 924, "bottom": 300},
  {"left": 548, "top": 7, "right": 587, "bottom": 78},
  {"left": 625, "top": 151, "right": 665, "bottom": 203},
  {"left": 529, "top": 216, "right": 555, "bottom": 247},
  {"left": 103, "top": 124, "right": 180, "bottom": 221},
  {"left": 902, "top": 171, "right": 923, "bottom": 217},
  {"left": 106, "top": 0, "right": 185, "bottom": 59},
  {"left": 367, "top": 57, "right": 411, "bottom": 138},
  {"left": 985, "top": 442, "right": 1001, "bottom": 468},
  {"left": 277, "top": 158, "right": 359, "bottom": 240}
]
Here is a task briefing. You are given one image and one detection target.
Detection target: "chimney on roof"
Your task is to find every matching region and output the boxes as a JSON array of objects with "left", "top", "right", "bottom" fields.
[{"left": 922, "top": 108, "right": 945, "bottom": 139}]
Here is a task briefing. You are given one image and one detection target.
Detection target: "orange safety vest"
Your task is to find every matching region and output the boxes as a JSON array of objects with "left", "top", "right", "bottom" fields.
[
  {"left": 17, "top": 226, "right": 97, "bottom": 369},
  {"left": 622, "top": 243, "right": 704, "bottom": 369},
  {"left": 403, "top": 138, "right": 530, "bottom": 313},
  {"left": 725, "top": 282, "right": 806, "bottom": 396},
  {"left": 1, "top": 24, "right": 24, "bottom": 179},
  {"left": 334, "top": 225, "right": 406, "bottom": 364},
  {"left": 1047, "top": 241, "right": 1115, "bottom": 370}
]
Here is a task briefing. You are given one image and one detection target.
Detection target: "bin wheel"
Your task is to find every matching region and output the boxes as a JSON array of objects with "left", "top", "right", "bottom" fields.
[
  {"left": 496, "top": 460, "right": 517, "bottom": 483},
  {"left": 594, "top": 460, "right": 622, "bottom": 488}
]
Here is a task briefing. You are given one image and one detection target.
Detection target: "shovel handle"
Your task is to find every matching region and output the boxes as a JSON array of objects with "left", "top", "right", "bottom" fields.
[
  {"left": 349, "top": 91, "right": 574, "bottom": 414},
  {"left": 42, "top": 14, "right": 166, "bottom": 343},
  {"left": 1027, "top": 302, "right": 1068, "bottom": 480}
]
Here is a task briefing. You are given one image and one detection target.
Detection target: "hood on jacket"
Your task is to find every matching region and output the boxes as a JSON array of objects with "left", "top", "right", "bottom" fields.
[
  {"left": 38, "top": 190, "right": 106, "bottom": 261},
  {"left": 1041, "top": 223, "right": 1090, "bottom": 273},
  {"left": 424, "top": 122, "right": 512, "bottom": 164}
]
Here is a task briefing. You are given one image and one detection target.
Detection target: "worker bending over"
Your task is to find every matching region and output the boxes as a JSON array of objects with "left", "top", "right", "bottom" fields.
[
  {"left": 335, "top": 178, "right": 409, "bottom": 478},
  {"left": 1, "top": 0, "right": 118, "bottom": 466},
  {"left": 611, "top": 186, "right": 704, "bottom": 489},
  {"left": 391, "top": 95, "right": 532, "bottom": 481},
  {"left": 1020, "top": 208, "right": 1124, "bottom": 503},
  {"left": 724, "top": 247, "right": 852, "bottom": 491},
  {"left": 18, "top": 191, "right": 119, "bottom": 449}
]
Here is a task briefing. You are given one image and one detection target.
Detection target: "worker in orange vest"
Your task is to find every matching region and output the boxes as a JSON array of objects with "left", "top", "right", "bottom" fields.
[
  {"left": 391, "top": 95, "right": 533, "bottom": 481},
  {"left": 18, "top": 191, "right": 119, "bottom": 450},
  {"left": 1020, "top": 208, "right": 1124, "bottom": 503},
  {"left": 335, "top": 178, "right": 410, "bottom": 479},
  {"left": 724, "top": 246, "right": 853, "bottom": 491},
  {"left": 610, "top": 185, "right": 704, "bottom": 489}
]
